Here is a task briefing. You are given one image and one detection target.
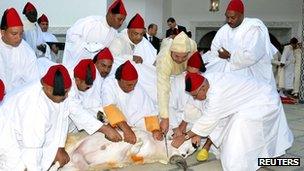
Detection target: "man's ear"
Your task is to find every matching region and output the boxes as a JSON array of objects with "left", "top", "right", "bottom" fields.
[
  {"left": 42, "top": 82, "right": 53, "bottom": 95},
  {"left": 0, "top": 30, "right": 5, "bottom": 37},
  {"left": 74, "top": 77, "right": 81, "bottom": 84}
]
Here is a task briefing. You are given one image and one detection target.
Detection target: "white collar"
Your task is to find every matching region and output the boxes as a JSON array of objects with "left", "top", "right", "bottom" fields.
[{"left": 0, "top": 36, "right": 14, "bottom": 49}]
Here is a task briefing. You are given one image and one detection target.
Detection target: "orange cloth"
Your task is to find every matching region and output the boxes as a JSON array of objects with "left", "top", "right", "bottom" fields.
[
  {"left": 144, "top": 116, "right": 160, "bottom": 132},
  {"left": 104, "top": 104, "right": 126, "bottom": 126}
]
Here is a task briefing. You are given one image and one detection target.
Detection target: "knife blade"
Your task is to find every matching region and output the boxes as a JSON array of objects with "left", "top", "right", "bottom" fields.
[{"left": 164, "top": 133, "right": 169, "bottom": 158}]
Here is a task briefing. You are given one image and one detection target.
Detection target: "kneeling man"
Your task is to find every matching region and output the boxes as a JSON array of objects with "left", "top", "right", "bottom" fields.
[
  {"left": 101, "top": 60, "right": 163, "bottom": 144},
  {"left": 172, "top": 72, "right": 293, "bottom": 171},
  {"left": 0, "top": 65, "right": 72, "bottom": 170}
]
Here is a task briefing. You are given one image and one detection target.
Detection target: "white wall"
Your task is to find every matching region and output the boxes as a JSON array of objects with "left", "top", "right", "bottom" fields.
[
  {"left": 117, "top": 0, "right": 146, "bottom": 30},
  {"left": 118, "top": 0, "right": 163, "bottom": 37},
  {"left": 0, "top": 0, "right": 107, "bottom": 27},
  {"left": 145, "top": 0, "right": 163, "bottom": 38},
  {"left": 1, "top": 0, "right": 302, "bottom": 41},
  {"left": 162, "top": 0, "right": 172, "bottom": 38},
  {"left": 171, "top": 0, "right": 301, "bottom": 27}
]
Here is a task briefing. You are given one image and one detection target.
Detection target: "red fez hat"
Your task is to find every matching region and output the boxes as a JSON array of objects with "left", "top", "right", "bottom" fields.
[
  {"left": 96, "top": 48, "right": 114, "bottom": 61},
  {"left": 74, "top": 59, "right": 96, "bottom": 81},
  {"left": 0, "top": 79, "right": 5, "bottom": 101},
  {"left": 187, "top": 51, "right": 203, "bottom": 69},
  {"left": 127, "top": 13, "right": 145, "bottom": 29},
  {"left": 226, "top": 0, "right": 244, "bottom": 14},
  {"left": 42, "top": 65, "right": 72, "bottom": 89},
  {"left": 185, "top": 72, "right": 205, "bottom": 92},
  {"left": 3, "top": 8, "right": 23, "bottom": 28},
  {"left": 38, "top": 14, "right": 49, "bottom": 23},
  {"left": 23, "top": 2, "right": 37, "bottom": 14},
  {"left": 121, "top": 60, "right": 138, "bottom": 81},
  {"left": 108, "top": 0, "right": 127, "bottom": 16}
]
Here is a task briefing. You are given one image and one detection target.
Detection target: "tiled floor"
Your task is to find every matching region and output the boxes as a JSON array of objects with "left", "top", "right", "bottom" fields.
[{"left": 118, "top": 104, "right": 304, "bottom": 171}]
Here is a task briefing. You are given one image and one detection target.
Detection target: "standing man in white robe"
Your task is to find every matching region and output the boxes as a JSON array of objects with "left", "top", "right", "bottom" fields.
[
  {"left": 109, "top": 13, "right": 157, "bottom": 67},
  {"left": 271, "top": 51, "right": 281, "bottom": 85},
  {"left": 211, "top": 0, "right": 277, "bottom": 89},
  {"left": 21, "top": 2, "right": 36, "bottom": 32},
  {"left": 172, "top": 72, "right": 293, "bottom": 171},
  {"left": 101, "top": 60, "right": 163, "bottom": 144},
  {"left": 62, "top": 0, "right": 127, "bottom": 69},
  {"left": 38, "top": 14, "right": 60, "bottom": 62},
  {"left": 292, "top": 44, "right": 302, "bottom": 98},
  {"left": 21, "top": 2, "right": 46, "bottom": 57},
  {"left": 0, "top": 65, "right": 72, "bottom": 170},
  {"left": 0, "top": 8, "right": 39, "bottom": 93},
  {"left": 280, "top": 38, "right": 298, "bottom": 94}
]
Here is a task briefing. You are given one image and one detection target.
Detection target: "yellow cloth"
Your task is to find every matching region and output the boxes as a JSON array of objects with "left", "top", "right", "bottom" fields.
[
  {"left": 196, "top": 148, "right": 209, "bottom": 161},
  {"left": 156, "top": 36, "right": 197, "bottom": 118},
  {"left": 144, "top": 116, "right": 160, "bottom": 132},
  {"left": 103, "top": 104, "right": 126, "bottom": 126}
]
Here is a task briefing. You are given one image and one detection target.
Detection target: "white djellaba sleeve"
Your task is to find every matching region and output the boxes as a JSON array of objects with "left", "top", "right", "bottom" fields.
[
  {"left": 67, "top": 84, "right": 103, "bottom": 135},
  {"left": 229, "top": 27, "right": 266, "bottom": 70}
]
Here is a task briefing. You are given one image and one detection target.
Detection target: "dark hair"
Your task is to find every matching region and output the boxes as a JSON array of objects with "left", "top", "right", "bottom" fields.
[
  {"left": 185, "top": 77, "right": 192, "bottom": 92},
  {"left": 148, "top": 23, "right": 156, "bottom": 30},
  {"left": 187, "top": 31, "right": 192, "bottom": 38},
  {"left": 290, "top": 37, "right": 298, "bottom": 44},
  {"left": 85, "top": 64, "right": 94, "bottom": 85},
  {"left": 53, "top": 70, "right": 65, "bottom": 96},
  {"left": 92, "top": 53, "right": 99, "bottom": 63},
  {"left": 167, "top": 17, "right": 175, "bottom": 23},
  {"left": 115, "top": 64, "right": 123, "bottom": 80},
  {"left": 199, "top": 57, "right": 207, "bottom": 73},
  {"left": 22, "top": 6, "right": 27, "bottom": 15},
  {"left": 0, "top": 10, "right": 8, "bottom": 30}
]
